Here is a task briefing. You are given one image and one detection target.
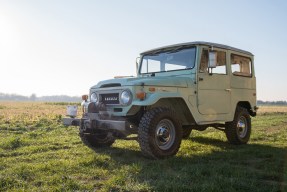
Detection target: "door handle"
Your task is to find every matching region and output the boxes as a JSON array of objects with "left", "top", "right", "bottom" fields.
[
  {"left": 199, "top": 77, "right": 204, "bottom": 81},
  {"left": 225, "top": 89, "right": 231, "bottom": 92}
]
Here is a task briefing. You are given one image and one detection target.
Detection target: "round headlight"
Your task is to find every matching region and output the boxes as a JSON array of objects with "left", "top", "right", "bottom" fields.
[
  {"left": 90, "top": 93, "right": 98, "bottom": 103},
  {"left": 120, "top": 90, "right": 132, "bottom": 105}
]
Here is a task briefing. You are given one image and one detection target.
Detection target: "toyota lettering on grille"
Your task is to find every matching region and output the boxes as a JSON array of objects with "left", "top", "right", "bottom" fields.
[
  {"left": 105, "top": 97, "right": 118, "bottom": 101},
  {"left": 101, "top": 93, "right": 119, "bottom": 104}
]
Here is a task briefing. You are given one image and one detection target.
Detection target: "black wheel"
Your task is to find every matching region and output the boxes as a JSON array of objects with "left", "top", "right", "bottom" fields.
[
  {"left": 138, "top": 107, "right": 182, "bottom": 159},
  {"left": 79, "top": 130, "right": 115, "bottom": 149},
  {"left": 225, "top": 106, "right": 251, "bottom": 144},
  {"left": 182, "top": 126, "right": 192, "bottom": 139}
]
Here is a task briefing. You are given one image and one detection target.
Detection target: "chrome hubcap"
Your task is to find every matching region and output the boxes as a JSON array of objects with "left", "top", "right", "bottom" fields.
[
  {"left": 237, "top": 116, "right": 248, "bottom": 138},
  {"left": 155, "top": 119, "right": 175, "bottom": 150}
]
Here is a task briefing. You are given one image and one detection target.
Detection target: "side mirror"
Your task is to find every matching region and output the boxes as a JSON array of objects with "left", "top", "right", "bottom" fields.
[
  {"left": 136, "top": 57, "right": 140, "bottom": 74},
  {"left": 208, "top": 51, "right": 217, "bottom": 68}
]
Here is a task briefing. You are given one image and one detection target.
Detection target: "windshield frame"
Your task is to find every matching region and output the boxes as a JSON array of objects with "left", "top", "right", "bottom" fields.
[{"left": 139, "top": 46, "right": 197, "bottom": 75}]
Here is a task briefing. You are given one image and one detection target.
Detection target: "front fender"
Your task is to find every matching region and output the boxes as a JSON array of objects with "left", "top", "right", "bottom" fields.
[{"left": 132, "top": 92, "right": 183, "bottom": 106}]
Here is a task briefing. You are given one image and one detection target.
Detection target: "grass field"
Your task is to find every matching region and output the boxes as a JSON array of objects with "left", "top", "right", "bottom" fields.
[{"left": 0, "top": 102, "right": 286, "bottom": 191}]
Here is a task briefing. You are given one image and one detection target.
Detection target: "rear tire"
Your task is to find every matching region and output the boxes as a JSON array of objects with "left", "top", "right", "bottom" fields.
[
  {"left": 225, "top": 106, "right": 251, "bottom": 144},
  {"left": 138, "top": 107, "right": 182, "bottom": 159},
  {"left": 182, "top": 126, "right": 192, "bottom": 139}
]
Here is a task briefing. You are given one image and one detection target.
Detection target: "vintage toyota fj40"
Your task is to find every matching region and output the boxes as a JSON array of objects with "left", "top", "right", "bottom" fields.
[{"left": 63, "top": 41, "right": 257, "bottom": 159}]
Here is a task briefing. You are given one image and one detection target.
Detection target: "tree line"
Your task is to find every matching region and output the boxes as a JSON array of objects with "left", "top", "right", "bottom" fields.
[
  {"left": 0, "top": 93, "right": 81, "bottom": 102},
  {"left": 257, "top": 100, "right": 287, "bottom": 105}
]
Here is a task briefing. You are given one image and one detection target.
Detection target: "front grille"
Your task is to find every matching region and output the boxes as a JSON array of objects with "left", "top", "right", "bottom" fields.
[{"left": 100, "top": 93, "right": 119, "bottom": 105}]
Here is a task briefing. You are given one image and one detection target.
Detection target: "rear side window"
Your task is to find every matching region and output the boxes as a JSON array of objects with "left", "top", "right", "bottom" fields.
[
  {"left": 231, "top": 54, "right": 252, "bottom": 77},
  {"left": 200, "top": 49, "right": 227, "bottom": 74}
]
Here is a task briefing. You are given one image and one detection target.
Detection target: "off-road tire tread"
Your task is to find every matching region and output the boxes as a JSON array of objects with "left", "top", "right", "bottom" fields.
[
  {"left": 138, "top": 107, "right": 182, "bottom": 159},
  {"left": 225, "top": 106, "right": 251, "bottom": 145},
  {"left": 182, "top": 126, "right": 192, "bottom": 139}
]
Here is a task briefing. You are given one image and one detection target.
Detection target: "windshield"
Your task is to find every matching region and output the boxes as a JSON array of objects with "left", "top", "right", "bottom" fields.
[{"left": 140, "top": 47, "right": 196, "bottom": 74}]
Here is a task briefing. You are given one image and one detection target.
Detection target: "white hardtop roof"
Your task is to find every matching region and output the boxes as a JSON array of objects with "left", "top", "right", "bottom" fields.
[{"left": 140, "top": 41, "right": 253, "bottom": 56}]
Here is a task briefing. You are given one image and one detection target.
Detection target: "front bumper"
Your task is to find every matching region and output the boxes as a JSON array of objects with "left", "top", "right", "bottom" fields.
[{"left": 63, "top": 113, "right": 128, "bottom": 135}]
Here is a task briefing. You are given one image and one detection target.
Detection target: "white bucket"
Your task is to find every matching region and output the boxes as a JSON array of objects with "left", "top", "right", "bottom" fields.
[{"left": 67, "top": 105, "right": 78, "bottom": 118}]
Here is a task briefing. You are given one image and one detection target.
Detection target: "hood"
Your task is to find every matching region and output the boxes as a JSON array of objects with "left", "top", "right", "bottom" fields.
[{"left": 91, "top": 76, "right": 189, "bottom": 89}]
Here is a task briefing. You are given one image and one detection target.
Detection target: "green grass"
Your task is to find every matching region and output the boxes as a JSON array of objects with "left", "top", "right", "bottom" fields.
[{"left": 0, "top": 103, "right": 286, "bottom": 191}]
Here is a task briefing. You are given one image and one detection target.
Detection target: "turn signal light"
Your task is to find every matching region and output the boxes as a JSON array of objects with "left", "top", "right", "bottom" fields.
[
  {"left": 136, "top": 91, "right": 146, "bottom": 100},
  {"left": 82, "top": 95, "right": 88, "bottom": 101}
]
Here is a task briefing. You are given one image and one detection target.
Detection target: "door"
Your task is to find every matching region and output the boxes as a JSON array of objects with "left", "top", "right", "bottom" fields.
[{"left": 197, "top": 48, "right": 231, "bottom": 115}]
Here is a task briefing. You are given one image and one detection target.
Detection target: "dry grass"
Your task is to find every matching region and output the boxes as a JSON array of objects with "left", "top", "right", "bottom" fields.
[
  {"left": 0, "top": 102, "right": 66, "bottom": 117},
  {"left": 258, "top": 105, "right": 287, "bottom": 114},
  {"left": 2, "top": 102, "right": 285, "bottom": 116},
  {"left": 0, "top": 102, "right": 72, "bottom": 131}
]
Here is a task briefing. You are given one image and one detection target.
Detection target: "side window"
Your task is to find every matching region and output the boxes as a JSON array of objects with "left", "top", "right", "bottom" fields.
[
  {"left": 200, "top": 49, "right": 227, "bottom": 74},
  {"left": 199, "top": 49, "right": 209, "bottom": 73},
  {"left": 231, "top": 54, "right": 252, "bottom": 77}
]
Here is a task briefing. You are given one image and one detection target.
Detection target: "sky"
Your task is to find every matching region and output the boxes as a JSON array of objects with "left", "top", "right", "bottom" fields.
[{"left": 0, "top": 0, "right": 287, "bottom": 101}]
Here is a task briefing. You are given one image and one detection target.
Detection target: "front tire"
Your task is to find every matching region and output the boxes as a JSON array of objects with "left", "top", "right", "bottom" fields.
[
  {"left": 138, "top": 107, "right": 182, "bottom": 159},
  {"left": 225, "top": 106, "right": 251, "bottom": 144},
  {"left": 79, "top": 130, "right": 115, "bottom": 149}
]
